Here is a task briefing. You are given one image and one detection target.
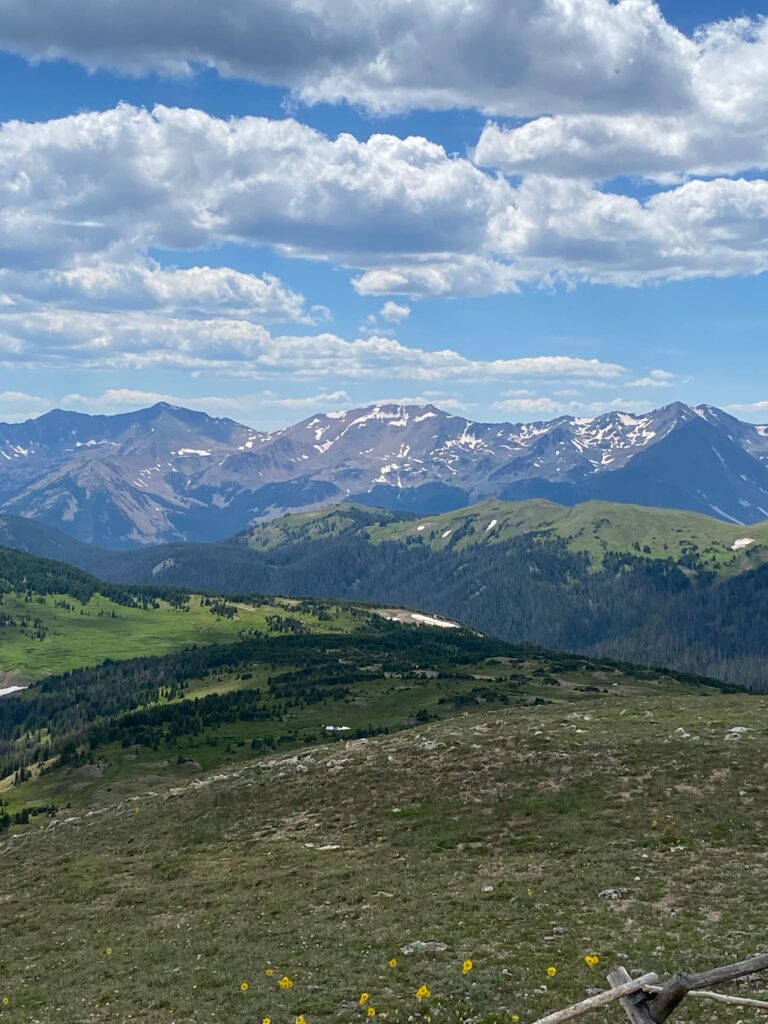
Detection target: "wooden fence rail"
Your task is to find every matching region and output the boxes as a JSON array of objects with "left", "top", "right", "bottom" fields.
[{"left": 530, "top": 952, "right": 768, "bottom": 1024}]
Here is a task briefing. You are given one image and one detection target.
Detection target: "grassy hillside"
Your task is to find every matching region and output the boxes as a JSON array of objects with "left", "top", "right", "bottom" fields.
[
  {"left": 249, "top": 498, "right": 768, "bottom": 575},
  {"left": 0, "top": 546, "right": 362, "bottom": 679},
  {"left": 2, "top": 622, "right": 730, "bottom": 815},
  {"left": 1, "top": 691, "right": 766, "bottom": 1023},
  {"left": 5, "top": 500, "right": 768, "bottom": 689}
]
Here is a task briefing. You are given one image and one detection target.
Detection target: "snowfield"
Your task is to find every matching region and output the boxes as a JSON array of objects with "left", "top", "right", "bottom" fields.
[
  {"left": 0, "top": 685, "right": 26, "bottom": 698},
  {"left": 409, "top": 612, "right": 460, "bottom": 629}
]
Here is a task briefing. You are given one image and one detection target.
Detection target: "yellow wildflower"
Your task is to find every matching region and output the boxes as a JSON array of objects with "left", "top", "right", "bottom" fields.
[
  {"left": 263, "top": 1019, "right": 272, "bottom": 1024},
  {"left": 1, "top": 997, "right": 9, "bottom": 1007},
  {"left": 463, "top": 959, "right": 474, "bottom": 975},
  {"left": 388, "top": 958, "right": 398, "bottom": 969},
  {"left": 359, "top": 993, "right": 370, "bottom": 1006},
  {"left": 240, "top": 982, "right": 249, "bottom": 992},
  {"left": 367, "top": 1008, "right": 377, "bottom": 1018},
  {"left": 511, "top": 1016, "right": 520, "bottom": 1023},
  {"left": 584, "top": 954, "right": 600, "bottom": 968},
  {"left": 105, "top": 947, "right": 113, "bottom": 956},
  {"left": 265, "top": 968, "right": 274, "bottom": 977},
  {"left": 547, "top": 966, "right": 557, "bottom": 978},
  {"left": 279, "top": 976, "right": 295, "bottom": 990},
  {"left": 416, "top": 985, "right": 431, "bottom": 1001},
  {"left": 296, "top": 1016, "right": 307, "bottom": 1024}
]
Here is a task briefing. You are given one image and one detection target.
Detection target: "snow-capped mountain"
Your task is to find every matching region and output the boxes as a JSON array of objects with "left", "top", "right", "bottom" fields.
[{"left": 1, "top": 400, "right": 767, "bottom": 547}]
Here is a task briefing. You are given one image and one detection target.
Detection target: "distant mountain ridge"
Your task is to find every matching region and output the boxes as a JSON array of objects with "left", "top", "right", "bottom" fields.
[{"left": 2, "top": 399, "right": 768, "bottom": 546}]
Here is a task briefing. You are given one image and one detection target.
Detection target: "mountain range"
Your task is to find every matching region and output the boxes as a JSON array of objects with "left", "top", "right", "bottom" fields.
[{"left": 2, "top": 399, "right": 768, "bottom": 547}]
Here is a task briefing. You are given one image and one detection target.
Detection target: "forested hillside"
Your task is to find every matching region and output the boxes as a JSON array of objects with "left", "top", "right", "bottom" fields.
[
  {"left": 3, "top": 497, "right": 768, "bottom": 687},
  {"left": 1, "top": 615, "right": 732, "bottom": 817}
]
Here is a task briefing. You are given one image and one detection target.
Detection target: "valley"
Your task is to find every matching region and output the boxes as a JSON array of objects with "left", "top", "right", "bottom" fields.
[
  {"left": 0, "top": 524, "right": 765, "bottom": 1024},
  {"left": 6, "top": 497, "right": 765, "bottom": 687}
]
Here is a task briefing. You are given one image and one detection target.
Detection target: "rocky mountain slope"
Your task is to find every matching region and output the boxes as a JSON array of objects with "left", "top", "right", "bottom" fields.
[{"left": 2, "top": 400, "right": 768, "bottom": 546}]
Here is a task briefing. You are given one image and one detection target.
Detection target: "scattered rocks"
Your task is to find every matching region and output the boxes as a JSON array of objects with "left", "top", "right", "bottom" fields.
[
  {"left": 725, "top": 726, "right": 750, "bottom": 741},
  {"left": 400, "top": 940, "right": 448, "bottom": 956},
  {"left": 598, "top": 887, "right": 626, "bottom": 900}
]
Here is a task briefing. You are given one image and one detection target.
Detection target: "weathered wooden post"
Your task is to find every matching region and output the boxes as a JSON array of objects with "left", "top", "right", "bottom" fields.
[
  {"left": 607, "top": 967, "right": 655, "bottom": 1024},
  {"left": 647, "top": 950, "right": 768, "bottom": 1023}
]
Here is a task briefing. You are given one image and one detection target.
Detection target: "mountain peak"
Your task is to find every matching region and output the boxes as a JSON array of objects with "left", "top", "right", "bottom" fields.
[{"left": 2, "top": 398, "right": 768, "bottom": 545}]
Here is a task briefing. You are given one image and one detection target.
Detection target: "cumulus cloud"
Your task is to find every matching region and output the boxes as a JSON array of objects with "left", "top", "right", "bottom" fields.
[
  {"left": 0, "top": 5, "right": 765, "bottom": 307},
  {"left": 0, "top": 0, "right": 696, "bottom": 117},
  {"left": 628, "top": 369, "right": 675, "bottom": 387},
  {"left": 490, "top": 394, "right": 666, "bottom": 417},
  {"left": 487, "top": 175, "right": 768, "bottom": 288},
  {"left": 490, "top": 396, "right": 574, "bottom": 416},
  {"left": 257, "top": 389, "right": 352, "bottom": 409},
  {"left": 0, "top": 105, "right": 504, "bottom": 287},
  {"left": 0, "top": 308, "right": 627, "bottom": 383},
  {"left": 380, "top": 301, "right": 411, "bottom": 323},
  {"left": 61, "top": 388, "right": 244, "bottom": 412},
  {"left": 0, "top": 263, "right": 317, "bottom": 321},
  {"left": 354, "top": 257, "right": 522, "bottom": 298},
  {"left": 0, "top": 103, "right": 767, "bottom": 302},
  {"left": 726, "top": 401, "right": 768, "bottom": 418},
  {"left": 475, "top": 17, "right": 768, "bottom": 182}
]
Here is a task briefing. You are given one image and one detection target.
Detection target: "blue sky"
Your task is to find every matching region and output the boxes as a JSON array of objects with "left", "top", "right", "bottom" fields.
[{"left": 0, "top": 0, "right": 767, "bottom": 427}]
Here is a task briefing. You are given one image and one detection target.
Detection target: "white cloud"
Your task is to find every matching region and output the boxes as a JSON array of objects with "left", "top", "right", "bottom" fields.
[
  {"left": 0, "top": 263, "right": 317, "bottom": 322},
  {"left": 380, "top": 301, "right": 411, "bottom": 323},
  {"left": 475, "top": 18, "right": 768, "bottom": 183},
  {"left": 628, "top": 369, "right": 675, "bottom": 387},
  {"left": 487, "top": 175, "right": 768, "bottom": 288},
  {"left": 0, "top": 389, "right": 51, "bottom": 422},
  {"left": 490, "top": 396, "right": 573, "bottom": 416},
  {"left": 0, "top": 0, "right": 695, "bottom": 117},
  {"left": 257, "top": 389, "right": 352, "bottom": 410},
  {"left": 354, "top": 257, "right": 522, "bottom": 298},
  {"left": 62, "top": 389, "right": 245, "bottom": 413},
  {"left": 368, "top": 395, "right": 470, "bottom": 413},
  {"left": 0, "top": 103, "right": 766, "bottom": 304},
  {"left": 726, "top": 401, "right": 768, "bottom": 417},
  {"left": 0, "top": 307, "right": 627, "bottom": 383},
  {"left": 0, "top": 105, "right": 503, "bottom": 272},
  {"left": 490, "top": 394, "right": 666, "bottom": 417}
]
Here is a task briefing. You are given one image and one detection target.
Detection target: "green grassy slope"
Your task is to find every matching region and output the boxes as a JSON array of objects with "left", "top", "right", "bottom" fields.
[
  {"left": 0, "top": 546, "right": 361, "bottom": 679},
  {"left": 1, "top": 692, "right": 766, "bottom": 1023},
  {"left": 249, "top": 498, "right": 768, "bottom": 574}
]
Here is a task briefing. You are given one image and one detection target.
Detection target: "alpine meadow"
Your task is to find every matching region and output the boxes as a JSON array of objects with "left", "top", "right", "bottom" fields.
[{"left": 1, "top": 2, "right": 768, "bottom": 1023}]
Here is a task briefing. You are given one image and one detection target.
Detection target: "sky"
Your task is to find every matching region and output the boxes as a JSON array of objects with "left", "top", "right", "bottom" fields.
[{"left": 0, "top": 0, "right": 767, "bottom": 428}]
